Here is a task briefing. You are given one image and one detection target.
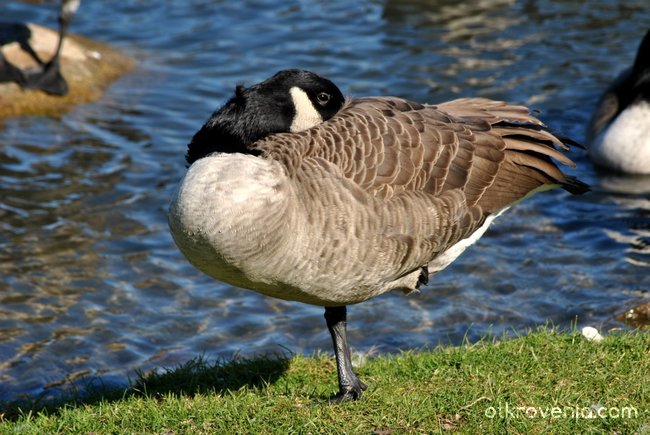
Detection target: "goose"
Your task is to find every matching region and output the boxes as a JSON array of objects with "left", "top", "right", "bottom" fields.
[
  {"left": 0, "top": 0, "right": 80, "bottom": 95},
  {"left": 586, "top": 29, "right": 650, "bottom": 174},
  {"left": 169, "top": 69, "right": 589, "bottom": 402}
]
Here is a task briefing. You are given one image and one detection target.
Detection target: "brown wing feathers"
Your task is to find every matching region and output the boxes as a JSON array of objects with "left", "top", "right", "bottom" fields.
[
  {"left": 434, "top": 98, "right": 587, "bottom": 211},
  {"left": 251, "top": 96, "right": 586, "bottom": 284},
  {"left": 256, "top": 96, "right": 586, "bottom": 212}
]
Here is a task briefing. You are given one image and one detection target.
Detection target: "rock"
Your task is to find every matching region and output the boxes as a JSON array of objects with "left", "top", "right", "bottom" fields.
[
  {"left": 581, "top": 326, "right": 604, "bottom": 342},
  {"left": 615, "top": 301, "right": 650, "bottom": 327},
  {"left": 0, "top": 22, "right": 133, "bottom": 119}
]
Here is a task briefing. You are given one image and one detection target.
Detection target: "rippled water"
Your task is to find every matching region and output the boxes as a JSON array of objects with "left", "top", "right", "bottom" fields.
[{"left": 1, "top": 0, "right": 648, "bottom": 402}]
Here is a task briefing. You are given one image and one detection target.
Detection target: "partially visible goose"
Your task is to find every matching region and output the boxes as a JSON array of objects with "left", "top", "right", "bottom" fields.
[
  {"left": 169, "top": 69, "right": 589, "bottom": 401},
  {"left": 23, "top": 0, "right": 80, "bottom": 96},
  {"left": 0, "top": 0, "right": 80, "bottom": 95},
  {"left": 586, "top": 29, "right": 650, "bottom": 174}
]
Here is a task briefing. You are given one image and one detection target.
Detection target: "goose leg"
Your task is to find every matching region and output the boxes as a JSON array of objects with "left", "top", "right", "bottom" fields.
[
  {"left": 324, "top": 306, "right": 367, "bottom": 402},
  {"left": 23, "top": 0, "right": 79, "bottom": 96}
]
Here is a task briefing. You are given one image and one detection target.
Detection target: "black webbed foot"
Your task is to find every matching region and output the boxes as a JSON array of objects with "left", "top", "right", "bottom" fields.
[{"left": 329, "top": 376, "right": 367, "bottom": 403}]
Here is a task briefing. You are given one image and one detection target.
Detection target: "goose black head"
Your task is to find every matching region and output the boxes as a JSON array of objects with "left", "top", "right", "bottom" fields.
[{"left": 185, "top": 69, "right": 345, "bottom": 165}]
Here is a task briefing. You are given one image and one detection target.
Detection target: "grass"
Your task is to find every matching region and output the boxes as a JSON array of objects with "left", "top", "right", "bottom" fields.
[{"left": 1, "top": 327, "right": 648, "bottom": 434}]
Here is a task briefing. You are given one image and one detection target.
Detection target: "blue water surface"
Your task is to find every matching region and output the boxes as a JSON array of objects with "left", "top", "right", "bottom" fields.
[{"left": 0, "top": 0, "right": 648, "bottom": 402}]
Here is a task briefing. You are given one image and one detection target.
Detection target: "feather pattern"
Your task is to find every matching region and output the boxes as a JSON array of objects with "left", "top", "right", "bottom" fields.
[
  {"left": 168, "top": 95, "right": 586, "bottom": 305},
  {"left": 254, "top": 96, "right": 582, "bottom": 210}
]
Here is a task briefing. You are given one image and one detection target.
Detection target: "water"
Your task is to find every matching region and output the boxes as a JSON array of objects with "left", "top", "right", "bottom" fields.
[{"left": 1, "top": 0, "right": 648, "bottom": 403}]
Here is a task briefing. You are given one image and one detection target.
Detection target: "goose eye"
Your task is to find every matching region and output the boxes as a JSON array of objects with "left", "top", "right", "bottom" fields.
[{"left": 316, "top": 92, "right": 331, "bottom": 106}]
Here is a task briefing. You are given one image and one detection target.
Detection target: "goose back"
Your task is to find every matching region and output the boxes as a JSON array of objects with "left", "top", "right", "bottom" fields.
[{"left": 170, "top": 96, "right": 585, "bottom": 305}]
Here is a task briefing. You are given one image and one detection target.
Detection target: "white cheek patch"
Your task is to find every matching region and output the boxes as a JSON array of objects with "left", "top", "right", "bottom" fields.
[
  {"left": 289, "top": 86, "right": 323, "bottom": 133},
  {"left": 63, "top": 0, "right": 81, "bottom": 16}
]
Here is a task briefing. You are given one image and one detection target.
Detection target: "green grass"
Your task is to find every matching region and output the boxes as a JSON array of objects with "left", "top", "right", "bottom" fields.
[{"left": 1, "top": 327, "right": 648, "bottom": 434}]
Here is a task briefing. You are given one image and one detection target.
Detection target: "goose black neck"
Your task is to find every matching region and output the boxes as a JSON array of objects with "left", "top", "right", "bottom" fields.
[
  {"left": 185, "top": 122, "right": 264, "bottom": 165},
  {"left": 185, "top": 86, "right": 293, "bottom": 165},
  {"left": 633, "top": 29, "right": 650, "bottom": 76}
]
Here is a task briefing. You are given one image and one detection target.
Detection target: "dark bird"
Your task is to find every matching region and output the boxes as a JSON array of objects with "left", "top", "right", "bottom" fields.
[
  {"left": 586, "top": 29, "right": 650, "bottom": 174},
  {"left": 0, "top": 0, "right": 80, "bottom": 96},
  {"left": 169, "top": 69, "right": 589, "bottom": 401}
]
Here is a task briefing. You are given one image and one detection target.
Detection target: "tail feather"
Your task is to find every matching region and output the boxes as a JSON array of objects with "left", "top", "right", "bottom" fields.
[{"left": 561, "top": 175, "right": 591, "bottom": 195}]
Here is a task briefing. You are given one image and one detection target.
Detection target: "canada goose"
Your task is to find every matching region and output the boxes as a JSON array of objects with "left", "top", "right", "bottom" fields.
[
  {"left": 169, "top": 69, "right": 589, "bottom": 401},
  {"left": 586, "top": 29, "right": 650, "bottom": 174},
  {"left": 0, "top": 0, "right": 80, "bottom": 95}
]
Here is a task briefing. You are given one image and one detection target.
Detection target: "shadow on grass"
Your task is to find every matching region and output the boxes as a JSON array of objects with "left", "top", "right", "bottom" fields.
[{"left": 0, "top": 354, "right": 291, "bottom": 422}]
